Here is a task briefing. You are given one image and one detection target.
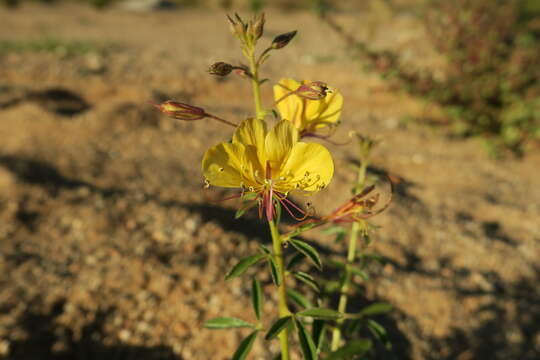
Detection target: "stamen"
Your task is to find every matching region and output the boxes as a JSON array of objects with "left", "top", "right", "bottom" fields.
[{"left": 279, "top": 196, "right": 309, "bottom": 221}]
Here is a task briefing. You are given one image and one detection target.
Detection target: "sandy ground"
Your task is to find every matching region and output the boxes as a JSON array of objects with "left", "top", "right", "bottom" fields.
[{"left": 0, "top": 3, "right": 539, "bottom": 360}]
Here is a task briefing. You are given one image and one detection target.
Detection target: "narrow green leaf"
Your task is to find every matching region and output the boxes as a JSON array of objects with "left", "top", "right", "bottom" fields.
[
  {"left": 204, "top": 317, "right": 254, "bottom": 329},
  {"left": 286, "top": 252, "right": 305, "bottom": 270},
  {"left": 344, "top": 318, "right": 362, "bottom": 336},
  {"left": 295, "top": 318, "right": 318, "bottom": 360},
  {"left": 251, "top": 278, "right": 263, "bottom": 321},
  {"left": 334, "top": 231, "right": 346, "bottom": 243},
  {"left": 259, "top": 244, "right": 271, "bottom": 254},
  {"left": 359, "top": 302, "right": 393, "bottom": 317},
  {"left": 367, "top": 319, "right": 391, "bottom": 349},
  {"left": 286, "top": 289, "right": 312, "bottom": 309},
  {"left": 325, "top": 339, "right": 372, "bottom": 359},
  {"left": 324, "top": 280, "right": 342, "bottom": 294},
  {"left": 241, "top": 192, "right": 258, "bottom": 201},
  {"left": 235, "top": 201, "right": 258, "bottom": 219},
  {"left": 297, "top": 308, "right": 343, "bottom": 320},
  {"left": 290, "top": 239, "right": 322, "bottom": 270},
  {"left": 232, "top": 330, "right": 258, "bottom": 360},
  {"left": 327, "top": 259, "right": 345, "bottom": 268},
  {"left": 349, "top": 266, "right": 370, "bottom": 281},
  {"left": 361, "top": 253, "right": 386, "bottom": 264},
  {"left": 361, "top": 231, "right": 372, "bottom": 246},
  {"left": 268, "top": 256, "right": 281, "bottom": 286},
  {"left": 226, "top": 254, "right": 266, "bottom": 280},
  {"left": 323, "top": 225, "right": 347, "bottom": 243},
  {"left": 265, "top": 316, "right": 292, "bottom": 340},
  {"left": 322, "top": 225, "right": 346, "bottom": 235},
  {"left": 293, "top": 271, "right": 320, "bottom": 293},
  {"left": 312, "top": 319, "right": 326, "bottom": 350}
]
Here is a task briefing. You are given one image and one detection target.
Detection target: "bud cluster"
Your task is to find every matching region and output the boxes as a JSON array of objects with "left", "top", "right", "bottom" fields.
[{"left": 227, "top": 13, "right": 266, "bottom": 47}]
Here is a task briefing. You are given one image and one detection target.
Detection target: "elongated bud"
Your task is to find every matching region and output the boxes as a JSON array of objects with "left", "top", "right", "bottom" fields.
[
  {"left": 208, "top": 62, "right": 233, "bottom": 76},
  {"left": 271, "top": 30, "right": 297, "bottom": 49},
  {"left": 296, "top": 81, "right": 329, "bottom": 100},
  {"left": 152, "top": 100, "right": 206, "bottom": 121},
  {"left": 252, "top": 13, "right": 265, "bottom": 40}
]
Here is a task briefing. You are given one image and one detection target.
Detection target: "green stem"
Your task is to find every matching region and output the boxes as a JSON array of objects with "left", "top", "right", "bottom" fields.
[
  {"left": 269, "top": 220, "right": 291, "bottom": 360},
  {"left": 330, "top": 221, "right": 360, "bottom": 350},
  {"left": 248, "top": 48, "right": 265, "bottom": 120},
  {"left": 330, "top": 156, "right": 369, "bottom": 351}
]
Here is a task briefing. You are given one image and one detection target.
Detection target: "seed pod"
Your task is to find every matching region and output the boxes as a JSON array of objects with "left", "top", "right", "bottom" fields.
[
  {"left": 208, "top": 62, "right": 233, "bottom": 76},
  {"left": 271, "top": 30, "right": 297, "bottom": 49},
  {"left": 153, "top": 100, "right": 206, "bottom": 121},
  {"left": 296, "top": 81, "right": 329, "bottom": 100}
]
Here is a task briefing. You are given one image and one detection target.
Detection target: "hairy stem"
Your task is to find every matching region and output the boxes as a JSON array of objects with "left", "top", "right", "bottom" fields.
[{"left": 269, "top": 220, "right": 291, "bottom": 360}]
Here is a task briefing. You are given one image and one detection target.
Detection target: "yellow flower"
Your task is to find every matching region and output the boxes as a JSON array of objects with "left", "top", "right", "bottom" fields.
[
  {"left": 273, "top": 78, "right": 343, "bottom": 137},
  {"left": 202, "top": 118, "right": 334, "bottom": 220}
]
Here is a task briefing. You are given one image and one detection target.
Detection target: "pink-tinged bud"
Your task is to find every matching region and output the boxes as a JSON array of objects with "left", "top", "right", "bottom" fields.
[
  {"left": 152, "top": 100, "right": 206, "bottom": 121},
  {"left": 271, "top": 30, "right": 297, "bottom": 49},
  {"left": 208, "top": 62, "right": 233, "bottom": 76},
  {"left": 296, "top": 81, "right": 329, "bottom": 100},
  {"left": 233, "top": 65, "right": 251, "bottom": 78}
]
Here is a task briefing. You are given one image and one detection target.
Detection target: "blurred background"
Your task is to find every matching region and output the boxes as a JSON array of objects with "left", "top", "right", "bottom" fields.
[{"left": 0, "top": 0, "right": 539, "bottom": 359}]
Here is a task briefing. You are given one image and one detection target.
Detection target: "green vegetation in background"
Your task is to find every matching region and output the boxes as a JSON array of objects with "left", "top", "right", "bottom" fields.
[
  {"left": 323, "top": 0, "right": 540, "bottom": 156},
  {"left": 0, "top": 37, "right": 114, "bottom": 57}
]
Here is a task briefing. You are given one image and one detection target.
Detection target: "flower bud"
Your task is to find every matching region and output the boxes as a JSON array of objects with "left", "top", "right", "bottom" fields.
[
  {"left": 227, "top": 14, "right": 246, "bottom": 39},
  {"left": 271, "top": 30, "right": 297, "bottom": 49},
  {"left": 296, "top": 81, "right": 329, "bottom": 100},
  {"left": 152, "top": 100, "right": 206, "bottom": 121},
  {"left": 208, "top": 62, "right": 233, "bottom": 76},
  {"left": 251, "top": 13, "right": 265, "bottom": 40}
]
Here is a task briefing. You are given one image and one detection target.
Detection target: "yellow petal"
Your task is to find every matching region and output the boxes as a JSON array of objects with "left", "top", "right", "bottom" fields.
[
  {"left": 232, "top": 118, "right": 267, "bottom": 162},
  {"left": 279, "top": 142, "right": 334, "bottom": 192},
  {"left": 202, "top": 142, "right": 247, "bottom": 188},
  {"left": 264, "top": 120, "right": 298, "bottom": 175},
  {"left": 273, "top": 78, "right": 305, "bottom": 130},
  {"left": 304, "top": 88, "right": 343, "bottom": 129}
]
